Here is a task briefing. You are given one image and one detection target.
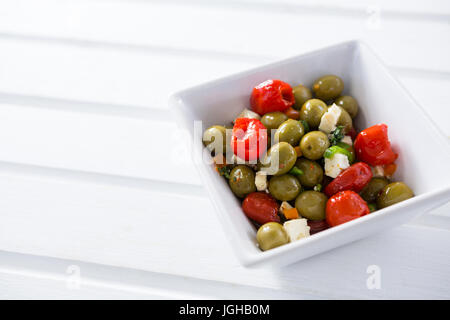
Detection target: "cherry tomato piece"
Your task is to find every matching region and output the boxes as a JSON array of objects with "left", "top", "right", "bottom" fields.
[
  {"left": 250, "top": 79, "right": 295, "bottom": 116},
  {"left": 242, "top": 192, "right": 280, "bottom": 224},
  {"left": 324, "top": 162, "right": 372, "bottom": 197},
  {"left": 231, "top": 118, "right": 268, "bottom": 161},
  {"left": 326, "top": 191, "right": 370, "bottom": 227},
  {"left": 354, "top": 124, "right": 398, "bottom": 166}
]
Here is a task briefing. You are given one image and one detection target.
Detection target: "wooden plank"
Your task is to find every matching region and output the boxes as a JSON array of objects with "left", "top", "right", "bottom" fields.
[
  {"left": 0, "top": 102, "right": 201, "bottom": 185},
  {"left": 0, "top": 169, "right": 448, "bottom": 299},
  {"left": 0, "top": 0, "right": 448, "bottom": 72},
  {"left": 0, "top": 38, "right": 253, "bottom": 110},
  {"left": 0, "top": 251, "right": 317, "bottom": 299}
]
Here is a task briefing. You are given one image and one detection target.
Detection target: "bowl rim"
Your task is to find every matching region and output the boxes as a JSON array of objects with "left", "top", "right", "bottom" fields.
[{"left": 169, "top": 39, "right": 450, "bottom": 267}]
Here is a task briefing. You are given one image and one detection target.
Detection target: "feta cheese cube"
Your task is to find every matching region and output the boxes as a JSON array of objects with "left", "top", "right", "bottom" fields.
[
  {"left": 234, "top": 108, "right": 261, "bottom": 122},
  {"left": 325, "top": 153, "right": 350, "bottom": 178},
  {"left": 319, "top": 104, "right": 342, "bottom": 134},
  {"left": 255, "top": 171, "right": 268, "bottom": 191},
  {"left": 283, "top": 219, "right": 310, "bottom": 242},
  {"left": 341, "top": 135, "right": 352, "bottom": 145}
]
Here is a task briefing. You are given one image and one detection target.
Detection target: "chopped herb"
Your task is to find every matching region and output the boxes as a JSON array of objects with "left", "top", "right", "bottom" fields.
[
  {"left": 300, "top": 120, "right": 310, "bottom": 133},
  {"left": 368, "top": 203, "right": 377, "bottom": 212},
  {"left": 313, "top": 184, "right": 323, "bottom": 192},
  {"left": 218, "top": 166, "right": 232, "bottom": 179},
  {"left": 329, "top": 126, "right": 345, "bottom": 145},
  {"left": 289, "top": 166, "right": 304, "bottom": 176}
]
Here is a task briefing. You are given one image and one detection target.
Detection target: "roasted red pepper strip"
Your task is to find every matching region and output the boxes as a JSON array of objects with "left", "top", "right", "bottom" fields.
[
  {"left": 250, "top": 79, "right": 295, "bottom": 115},
  {"left": 242, "top": 192, "right": 280, "bottom": 224},
  {"left": 324, "top": 162, "right": 372, "bottom": 197},
  {"left": 326, "top": 190, "right": 370, "bottom": 227},
  {"left": 354, "top": 124, "right": 398, "bottom": 166},
  {"left": 231, "top": 118, "right": 267, "bottom": 161}
]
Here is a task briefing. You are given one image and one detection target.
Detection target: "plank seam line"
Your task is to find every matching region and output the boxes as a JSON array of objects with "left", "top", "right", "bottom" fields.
[
  {"left": 0, "top": 160, "right": 206, "bottom": 199},
  {"left": 0, "top": 32, "right": 449, "bottom": 80}
]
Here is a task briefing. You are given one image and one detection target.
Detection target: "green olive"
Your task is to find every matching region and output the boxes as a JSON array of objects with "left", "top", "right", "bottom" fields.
[
  {"left": 295, "top": 158, "right": 324, "bottom": 188},
  {"left": 261, "top": 112, "right": 289, "bottom": 131},
  {"left": 335, "top": 96, "right": 358, "bottom": 118},
  {"left": 312, "top": 75, "right": 344, "bottom": 100},
  {"left": 202, "top": 125, "right": 227, "bottom": 153},
  {"left": 256, "top": 222, "right": 289, "bottom": 251},
  {"left": 293, "top": 84, "right": 313, "bottom": 110},
  {"left": 228, "top": 165, "right": 256, "bottom": 198},
  {"left": 295, "top": 191, "right": 328, "bottom": 220},
  {"left": 274, "top": 119, "right": 305, "bottom": 146},
  {"left": 360, "top": 178, "right": 389, "bottom": 203},
  {"left": 336, "top": 106, "right": 353, "bottom": 134},
  {"left": 299, "top": 99, "right": 328, "bottom": 129},
  {"left": 261, "top": 142, "right": 297, "bottom": 175},
  {"left": 299, "top": 131, "right": 330, "bottom": 160},
  {"left": 268, "top": 174, "right": 302, "bottom": 201},
  {"left": 377, "top": 182, "right": 414, "bottom": 209}
]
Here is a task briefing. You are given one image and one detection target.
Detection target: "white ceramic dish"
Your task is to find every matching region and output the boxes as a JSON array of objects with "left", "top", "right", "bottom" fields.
[{"left": 169, "top": 40, "right": 450, "bottom": 267}]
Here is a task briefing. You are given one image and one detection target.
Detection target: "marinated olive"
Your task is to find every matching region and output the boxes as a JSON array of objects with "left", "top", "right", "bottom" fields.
[
  {"left": 295, "top": 158, "right": 324, "bottom": 188},
  {"left": 336, "top": 107, "right": 353, "bottom": 133},
  {"left": 256, "top": 222, "right": 289, "bottom": 251},
  {"left": 261, "top": 112, "right": 288, "bottom": 131},
  {"left": 261, "top": 142, "right": 297, "bottom": 175},
  {"left": 377, "top": 182, "right": 414, "bottom": 209},
  {"left": 299, "top": 99, "right": 328, "bottom": 129},
  {"left": 274, "top": 119, "right": 305, "bottom": 146},
  {"left": 268, "top": 174, "right": 302, "bottom": 201},
  {"left": 360, "top": 178, "right": 389, "bottom": 203},
  {"left": 229, "top": 165, "right": 256, "bottom": 198},
  {"left": 293, "top": 84, "right": 313, "bottom": 110},
  {"left": 300, "top": 131, "right": 330, "bottom": 160},
  {"left": 335, "top": 96, "right": 358, "bottom": 118},
  {"left": 295, "top": 191, "right": 328, "bottom": 220},
  {"left": 312, "top": 75, "right": 344, "bottom": 100},
  {"left": 203, "top": 125, "right": 227, "bottom": 153}
]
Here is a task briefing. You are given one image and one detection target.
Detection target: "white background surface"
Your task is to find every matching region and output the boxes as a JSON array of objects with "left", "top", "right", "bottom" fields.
[{"left": 0, "top": 0, "right": 449, "bottom": 299}]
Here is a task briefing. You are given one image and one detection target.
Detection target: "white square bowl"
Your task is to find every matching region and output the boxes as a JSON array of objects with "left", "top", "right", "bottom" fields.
[{"left": 169, "top": 40, "right": 450, "bottom": 268}]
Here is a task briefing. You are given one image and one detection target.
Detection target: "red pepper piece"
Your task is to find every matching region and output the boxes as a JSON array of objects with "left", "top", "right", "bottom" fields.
[
  {"left": 250, "top": 79, "right": 295, "bottom": 116},
  {"left": 231, "top": 118, "right": 267, "bottom": 161},
  {"left": 354, "top": 124, "right": 398, "bottom": 166},
  {"left": 324, "top": 162, "right": 372, "bottom": 197},
  {"left": 326, "top": 190, "right": 370, "bottom": 227}
]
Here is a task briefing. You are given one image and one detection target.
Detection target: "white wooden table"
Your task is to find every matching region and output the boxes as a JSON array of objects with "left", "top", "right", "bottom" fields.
[{"left": 0, "top": 0, "right": 449, "bottom": 299}]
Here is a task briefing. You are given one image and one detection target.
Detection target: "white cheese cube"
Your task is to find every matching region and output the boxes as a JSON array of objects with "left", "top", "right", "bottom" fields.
[
  {"left": 234, "top": 108, "right": 261, "bottom": 122},
  {"left": 319, "top": 104, "right": 342, "bottom": 134},
  {"left": 341, "top": 135, "right": 353, "bottom": 145},
  {"left": 255, "top": 171, "right": 268, "bottom": 191},
  {"left": 283, "top": 219, "right": 310, "bottom": 242},
  {"left": 372, "top": 165, "right": 385, "bottom": 178},
  {"left": 325, "top": 153, "right": 350, "bottom": 178}
]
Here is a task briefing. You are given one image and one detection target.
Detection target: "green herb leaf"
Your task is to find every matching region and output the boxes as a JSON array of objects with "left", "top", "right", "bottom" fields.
[
  {"left": 289, "top": 166, "right": 304, "bottom": 176},
  {"left": 313, "top": 184, "right": 323, "bottom": 192},
  {"left": 300, "top": 120, "right": 310, "bottom": 133},
  {"left": 368, "top": 203, "right": 377, "bottom": 212},
  {"left": 329, "top": 126, "right": 345, "bottom": 145}
]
